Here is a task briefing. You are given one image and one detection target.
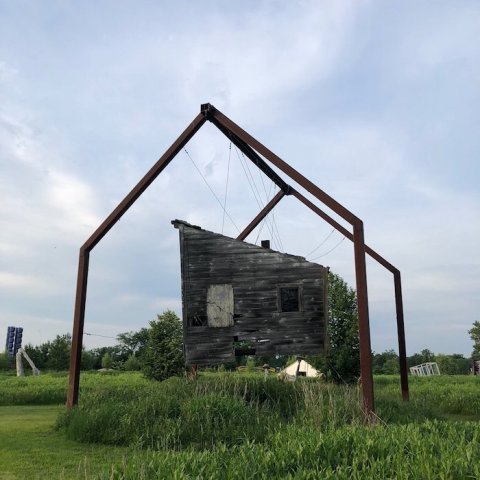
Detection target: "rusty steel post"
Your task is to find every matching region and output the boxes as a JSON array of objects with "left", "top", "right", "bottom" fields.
[
  {"left": 206, "top": 104, "right": 358, "bottom": 225},
  {"left": 206, "top": 104, "right": 375, "bottom": 415},
  {"left": 290, "top": 188, "right": 408, "bottom": 401},
  {"left": 237, "top": 190, "right": 285, "bottom": 241},
  {"left": 393, "top": 270, "right": 409, "bottom": 401},
  {"left": 83, "top": 113, "right": 207, "bottom": 251},
  {"left": 353, "top": 221, "right": 375, "bottom": 415},
  {"left": 210, "top": 117, "right": 292, "bottom": 196},
  {"left": 67, "top": 112, "right": 207, "bottom": 408},
  {"left": 67, "top": 248, "right": 89, "bottom": 408}
]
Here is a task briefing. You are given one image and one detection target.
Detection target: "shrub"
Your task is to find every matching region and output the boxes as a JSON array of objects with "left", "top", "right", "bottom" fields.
[
  {"left": 0, "top": 353, "right": 12, "bottom": 371},
  {"left": 142, "top": 310, "right": 184, "bottom": 381},
  {"left": 123, "top": 355, "right": 141, "bottom": 371},
  {"left": 101, "top": 353, "right": 113, "bottom": 369}
]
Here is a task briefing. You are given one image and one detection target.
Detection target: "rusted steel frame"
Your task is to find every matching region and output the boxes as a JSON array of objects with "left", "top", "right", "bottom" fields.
[
  {"left": 67, "top": 113, "right": 207, "bottom": 408},
  {"left": 288, "top": 189, "right": 409, "bottom": 401},
  {"left": 210, "top": 117, "right": 292, "bottom": 195},
  {"left": 394, "top": 271, "right": 409, "bottom": 400},
  {"left": 84, "top": 113, "right": 206, "bottom": 251},
  {"left": 205, "top": 104, "right": 374, "bottom": 415},
  {"left": 67, "top": 248, "right": 89, "bottom": 408},
  {"left": 220, "top": 111, "right": 404, "bottom": 402},
  {"left": 205, "top": 104, "right": 358, "bottom": 225},
  {"left": 237, "top": 190, "right": 285, "bottom": 241},
  {"left": 353, "top": 222, "right": 374, "bottom": 414}
]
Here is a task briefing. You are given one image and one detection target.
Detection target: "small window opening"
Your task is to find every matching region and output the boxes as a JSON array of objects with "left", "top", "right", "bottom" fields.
[{"left": 280, "top": 287, "right": 300, "bottom": 312}]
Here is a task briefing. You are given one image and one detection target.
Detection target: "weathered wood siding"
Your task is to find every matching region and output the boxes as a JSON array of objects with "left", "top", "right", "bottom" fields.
[{"left": 173, "top": 220, "right": 328, "bottom": 365}]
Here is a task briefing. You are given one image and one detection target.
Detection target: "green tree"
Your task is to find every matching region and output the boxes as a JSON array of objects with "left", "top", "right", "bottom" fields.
[
  {"left": 80, "top": 349, "right": 97, "bottom": 370},
  {"left": 468, "top": 321, "right": 480, "bottom": 361},
  {"left": 46, "top": 334, "right": 71, "bottom": 370},
  {"left": 24, "top": 342, "right": 49, "bottom": 369},
  {"left": 142, "top": 310, "right": 184, "bottom": 381},
  {"left": 408, "top": 349, "right": 435, "bottom": 368},
  {"left": 101, "top": 352, "right": 113, "bottom": 369},
  {"left": 325, "top": 271, "right": 360, "bottom": 383},
  {"left": 372, "top": 350, "right": 399, "bottom": 374},
  {"left": 117, "top": 328, "right": 149, "bottom": 359},
  {"left": 124, "top": 354, "right": 142, "bottom": 371},
  {"left": 0, "top": 352, "right": 11, "bottom": 371},
  {"left": 435, "top": 354, "right": 470, "bottom": 375}
]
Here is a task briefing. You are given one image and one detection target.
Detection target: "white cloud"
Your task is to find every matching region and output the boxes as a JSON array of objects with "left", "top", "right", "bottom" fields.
[{"left": 0, "top": 272, "right": 57, "bottom": 295}]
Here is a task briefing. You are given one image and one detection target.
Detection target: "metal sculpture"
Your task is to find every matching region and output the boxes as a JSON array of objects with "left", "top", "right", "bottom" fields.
[{"left": 67, "top": 103, "right": 409, "bottom": 415}]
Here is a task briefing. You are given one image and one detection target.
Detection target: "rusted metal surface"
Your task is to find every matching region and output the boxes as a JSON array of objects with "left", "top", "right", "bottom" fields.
[
  {"left": 291, "top": 188, "right": 409, "bottom": 401},
  {"left": 67, "top": 248, "right": 89, "bottom": 408},
  {"left": 205, "top": 104, "right": 359, "bottom": 225},
  {"left": 210, "top": 117, "right": 292, "bottom": 196},
  {"left": 173, "top": 220, "right": 328, "bottom": 365},
  {"left": 393, "top": 270, "right": 409, "bottom": 401},
  {"left": 68, "top": 102, "right": 407, "bottom": 415},
  {"left": 84, "top": 113, "right": 207, "bottom": 251},
  {"left": 67, "top": 113, "right": 207, "bottom": 408},
  {"left": 237, "top": 190, "right": 285, "bottom": 241},
  {"left": 353, "top": 221, "right": 374, "bottom": 414},
  {"left": 205, "top": 104, "right": 374, "bottom": 415}
]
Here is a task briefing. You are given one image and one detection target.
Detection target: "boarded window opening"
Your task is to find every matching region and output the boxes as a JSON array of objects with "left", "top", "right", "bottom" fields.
[
  {"left": 279, "top": 287, "right": 300, "bottom": 312},
  {"left": 207, "top": 284, "right": 234, "bottom": 327}
]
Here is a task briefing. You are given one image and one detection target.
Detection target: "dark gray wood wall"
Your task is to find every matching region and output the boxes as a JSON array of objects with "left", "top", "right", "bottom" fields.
[{"left": 173, "top": 220, "right": 328, "bottom": 365}]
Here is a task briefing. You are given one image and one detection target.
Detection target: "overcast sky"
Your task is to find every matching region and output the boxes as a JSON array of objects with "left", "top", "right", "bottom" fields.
[{"left": 1, "top": 1, "right": 479, "bottom": 356}]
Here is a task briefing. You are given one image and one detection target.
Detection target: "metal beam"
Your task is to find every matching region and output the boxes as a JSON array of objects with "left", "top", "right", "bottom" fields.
[
  {"left": 68, "top": 102, "right": 408, "bottom": 415},
  {"left": 229, "top": 131, "right": 409, "bottom": 400},
  {"left": 205, "top": 104, "right": 359, "bottom": 225},
  {"left": 286, "top": 188, "right": 409, "bottom": 401},
  {"left": 210, "top": 117, "right": 292, "bottom": 195},
  {"left": 67, "top": 248, "right": 89, "bottom": 408},
  {"left": 67, "top": 112, "right": 207, "bottom": 408},
  {"left": 206, "top": 104, "right": 374, "bottom": 415},
  {"left": 224, "top": 116, "right": 407, "bottom": 402},
  {"left": 353, "top": 220, "right": 374, "bottom": 414},
  {"left": 394, "top": 270, "right": 409, "bottom": 401},
  {"left": 237, "top": 190, "right": 285, "bottom": 241},
  {"left": 84, "top": 113, "right": 207, "bottom": 251}
]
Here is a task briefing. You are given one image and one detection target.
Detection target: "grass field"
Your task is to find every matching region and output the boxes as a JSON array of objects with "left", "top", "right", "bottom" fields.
[{"left": 1, "top": 372, "right": 480, "bottom": 479}]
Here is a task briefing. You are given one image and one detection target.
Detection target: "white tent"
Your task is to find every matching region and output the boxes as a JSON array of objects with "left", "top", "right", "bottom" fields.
[{"left": 281, "top": 359, "right": 320, "bottom": 378}]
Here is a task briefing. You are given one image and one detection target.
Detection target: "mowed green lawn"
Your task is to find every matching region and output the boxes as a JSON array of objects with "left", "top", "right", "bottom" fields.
[{"left": 0, "top": 405, "right": 138, "bottom": 479}]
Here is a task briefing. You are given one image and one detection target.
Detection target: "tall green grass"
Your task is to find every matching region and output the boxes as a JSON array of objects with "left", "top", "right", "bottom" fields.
[
  {"left": 2, "top": 372, "right": 480, "bottom": 478},
  {"left": 375, "top": 374, "right": 480, "bottom": 420},
  {"left": 57, "top": 376, "right": 306, "bottom": 449},
  {"left": 96, "top": 420, "right": 480, "bottom": 479}
]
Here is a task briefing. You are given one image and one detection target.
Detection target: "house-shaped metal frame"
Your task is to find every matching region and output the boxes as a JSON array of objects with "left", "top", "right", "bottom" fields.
[{"left": 67, "top": 103, "right": 409, "bottom": 416}]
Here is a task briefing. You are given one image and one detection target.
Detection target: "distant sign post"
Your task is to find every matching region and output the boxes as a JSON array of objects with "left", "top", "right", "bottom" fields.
[{"left": 5, "top": 326, "right": 23, "bottom": 357}]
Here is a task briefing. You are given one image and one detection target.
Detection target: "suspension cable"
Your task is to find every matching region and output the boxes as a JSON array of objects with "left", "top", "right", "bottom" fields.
[
  {"left": 221, "top": 142, "right": 232, "bottom": 234},
  {"left": 184, "top": 148, "right": 241, "bottom": 233},
  {"left": 233, "top": 147, "right": 277, "bottom": 247},
  {"left": 254, "top": 182, "right": 275, "bottom": 244},
  {"left": 84, "top": 332, "right": 116, "bottom": 339},
  {"left": 234, "top": 146, "right": 283, "bottom": 250},
  {"left": 310, "top": 236, "right": 346, "bottom": 261},
  {"left": 257, "top": 165, "right": 284, "bottom": 251},
  {"left": 306, "top": 228, "right": 336, "bottom": 258}
]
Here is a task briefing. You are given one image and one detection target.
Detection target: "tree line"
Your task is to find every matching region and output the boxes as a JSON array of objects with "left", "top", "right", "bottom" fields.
[{"left": 3, "top": 272, "right": 478, "bottom": 380}]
